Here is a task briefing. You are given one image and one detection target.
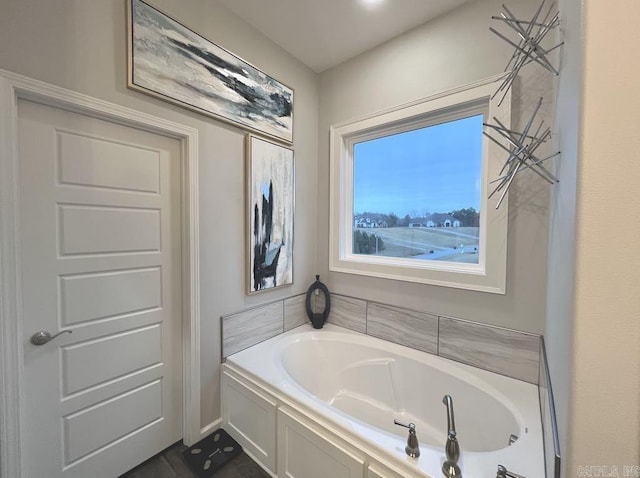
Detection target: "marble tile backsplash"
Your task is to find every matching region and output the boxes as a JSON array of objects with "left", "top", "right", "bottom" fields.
[
  {"left": 221, "top": 292, "right": 542, "bottom": 385},
  {"left": 329, "top": 293, "right": 540, "bottom": 384},
  {"left": 326, "top": 295, "right": 366, "bottom": 333},
  {"left": 439, "top": 316, "right": 540, "bottom": 383},
  {"left": 366, "top": 302, "right": 438, "bottom": 355},
  {"left": 222, "top": 293, "right": 308, "bottom": 358},
  {"left": 283, "top": 294, "right": 307, "bottom": 331},
  {"left": 221, "top": 301, "right": 284, "bottom": 358}
]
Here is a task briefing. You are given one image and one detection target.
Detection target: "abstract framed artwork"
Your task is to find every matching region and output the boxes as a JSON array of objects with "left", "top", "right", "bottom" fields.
[
  {"left": 247, "top": 135, "right": 294, "bottom": 294},
  {"left": 127, "top": 0, "right": 294, "bottom": 143}
]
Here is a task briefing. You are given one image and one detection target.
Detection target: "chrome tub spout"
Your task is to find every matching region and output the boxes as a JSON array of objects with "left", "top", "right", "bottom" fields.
[{"left": 442, "top": 394, "right": 461, "bottom": 477}]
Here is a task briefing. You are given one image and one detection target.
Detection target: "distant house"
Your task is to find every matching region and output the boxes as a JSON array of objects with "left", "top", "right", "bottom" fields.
[
  {"left": 408, "top": 214, "right": 459, "bottom": 228},
  {"left": 354, "top": 217, "right": 368, "bottom": 228},
  {"left": 425, "top": 213, "right": 460, "bottom": 227},
  {"left": 354, "top": 214, "right": 387, "bottom": 228}
]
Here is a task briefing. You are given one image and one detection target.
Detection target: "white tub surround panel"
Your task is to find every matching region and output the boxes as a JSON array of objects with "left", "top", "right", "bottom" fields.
[
  {"left": 221, "top": 370, "right": 277, "bottom": 475},
  {"left": 439, "top": 316, "right": 540, "bottom": 384},
  {"left": 284, "top": 294, "right": 307, "bottom": 331},
  {"left": 366, "top": 302, "right": 438, "bottom": 355},
  {"left": 327, "top": 295, "right": 367, "bottom": 333},
  {"left": 278, "top": 407, "right": 366, "bottom": 478},
  {"left": 539, "top": 338, "right": 561, "bottom": 478},
  {"left": 222, "top": 301, "right": 284, "bottom": 358}
]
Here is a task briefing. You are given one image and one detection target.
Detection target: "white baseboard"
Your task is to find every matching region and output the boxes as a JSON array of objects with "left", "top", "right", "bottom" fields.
[{"left": 197, "top": 417, "right": 223, "bottom": 443}]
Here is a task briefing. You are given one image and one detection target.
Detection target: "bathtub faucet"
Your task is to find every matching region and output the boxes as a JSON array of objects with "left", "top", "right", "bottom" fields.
[
  {"left": 393, "top": 419, "right": 420, "bottom": 458},
  {"left": 442, "top": 395, "right": 461, "bottom": 477},
  {"left": 497, "top": 464, "right": 526, "bottom": 478}
]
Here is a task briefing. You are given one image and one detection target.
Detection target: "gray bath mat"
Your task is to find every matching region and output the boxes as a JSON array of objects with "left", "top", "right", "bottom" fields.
[{"left": 182, "top": 428, "right": 242, "bottom": 477}]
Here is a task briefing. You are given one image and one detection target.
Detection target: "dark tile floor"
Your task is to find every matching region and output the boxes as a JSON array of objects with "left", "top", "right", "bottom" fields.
[{"left": 119, "top": 441, "right": 270, "bottom": 478}]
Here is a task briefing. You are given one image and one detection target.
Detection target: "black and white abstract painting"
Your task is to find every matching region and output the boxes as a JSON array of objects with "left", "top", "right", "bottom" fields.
[
  {"left": 247, "top": 135, "right": 294, "bottom": 294},
  {"left": 128, "top": 0, "right": 294, "bottom": 143}
]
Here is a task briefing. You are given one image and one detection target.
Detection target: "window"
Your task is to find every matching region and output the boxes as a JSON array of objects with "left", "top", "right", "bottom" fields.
[
  {"left": 352, "top": 114, "right": 483, "bottom": 264},
  {"left": 329, "top": 78, "right": 511, "bottom": 293}
]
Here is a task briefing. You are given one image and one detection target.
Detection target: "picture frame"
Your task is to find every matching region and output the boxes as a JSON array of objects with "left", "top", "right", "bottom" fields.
[
  {"left": 127, "top": 0, "right": 294, "bottom": 144},
  {"left": 247, "top": 135, "right": 294, "bottom": 294}
]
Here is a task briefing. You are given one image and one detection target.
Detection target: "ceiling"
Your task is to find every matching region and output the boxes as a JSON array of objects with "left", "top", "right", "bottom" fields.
[{"left": 215, "top": 0, "right": 477, "bottom": 73}]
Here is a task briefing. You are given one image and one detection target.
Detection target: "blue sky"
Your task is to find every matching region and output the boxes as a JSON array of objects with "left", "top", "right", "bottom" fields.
[{"left": 353, "top": 114, "right": 483, "bottom": 217}]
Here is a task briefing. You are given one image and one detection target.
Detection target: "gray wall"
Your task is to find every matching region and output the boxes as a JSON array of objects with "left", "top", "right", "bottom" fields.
[
  {"left": 0, "top": 0, "right": 319, "bottom": 430},
  {"left": 545, "top": 0, "right": 582, "bottom": 472},
  {"left": 317, "top": 0, "right": 553, "bottom": 334}
]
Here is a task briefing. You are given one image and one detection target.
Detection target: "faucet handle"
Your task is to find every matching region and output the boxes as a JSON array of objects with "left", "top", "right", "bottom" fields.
[
  {"left": 393, "top": 419, "right": 415, "bottom": 430},
  {"left": 393, "top": 419, "right": 420, "bottom": 458},
  {"left": 497, "top": 464, "right": 526, "bottom": 478}
]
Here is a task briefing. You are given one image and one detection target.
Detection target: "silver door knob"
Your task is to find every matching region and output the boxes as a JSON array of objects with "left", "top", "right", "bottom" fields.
[{"left": 30, "top": 330, "right": 72, "bottom": 345}]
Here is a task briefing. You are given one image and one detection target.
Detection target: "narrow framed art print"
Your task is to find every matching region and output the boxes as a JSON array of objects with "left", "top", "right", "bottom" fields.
[
  {"left": 247, "top": 135, "right": 294, "bottom": 294},
  {"left": 127, "top": 0, "right": 294, "bottom": 143}
]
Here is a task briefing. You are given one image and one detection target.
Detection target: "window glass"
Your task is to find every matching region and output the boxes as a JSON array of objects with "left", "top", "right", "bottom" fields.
[{"left": 352, "top": 114, "right": 483, "bottom": 264}]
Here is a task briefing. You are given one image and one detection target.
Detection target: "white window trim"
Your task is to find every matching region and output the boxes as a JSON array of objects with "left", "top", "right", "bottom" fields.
[{"left": 329, "top": 75, "right": 511, "bottom": 294}]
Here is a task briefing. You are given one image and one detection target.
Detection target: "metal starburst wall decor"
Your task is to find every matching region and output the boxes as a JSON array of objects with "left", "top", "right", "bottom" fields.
[
  {"left": 490, "top": 0, "right": 564, "bottom": 106},
  {"left": 484, "top": 97, "right": 560, "bottom": 209},
  {"left": 484, "top": 1, "right": 564, "bottom": 209}
]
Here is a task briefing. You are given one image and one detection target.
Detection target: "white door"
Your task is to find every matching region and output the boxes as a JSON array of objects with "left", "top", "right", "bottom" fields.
[{"left": 18, "top": 99, "right": 183, "bottom": 478}]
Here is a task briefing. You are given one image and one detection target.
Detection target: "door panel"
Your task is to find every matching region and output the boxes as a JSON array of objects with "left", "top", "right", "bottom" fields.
[
  {"left": 63, "top": 380, "right": 163, "bottom": 465},
  {"left": 57, "top": 130, "right": 161, "bottom": 193},
  {"left": 18, "top": 99, "right": 183, "bottom": 478},
  {"left": 61, "top": 324, "right": 162, "bottom": 395},
  {"left": 59, "top": 268, "right": 162, "bottom": 325},
  {"left": 59, "top": 205, "right": 161, "bottom": 255}
]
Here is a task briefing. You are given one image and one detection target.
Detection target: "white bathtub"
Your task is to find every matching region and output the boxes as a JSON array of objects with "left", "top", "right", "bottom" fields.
[{"left": 224, "top": 323, "right": 544, "bottom": 477}]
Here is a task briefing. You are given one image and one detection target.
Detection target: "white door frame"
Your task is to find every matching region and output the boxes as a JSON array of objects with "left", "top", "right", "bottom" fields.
[{"left": 0, "top": 69, "right": 201, "bottom": 478}]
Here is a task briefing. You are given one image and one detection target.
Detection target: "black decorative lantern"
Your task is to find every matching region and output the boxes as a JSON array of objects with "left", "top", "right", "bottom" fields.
[{"left": 305, "top": 275, "right": 330, "bottom": 329}]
